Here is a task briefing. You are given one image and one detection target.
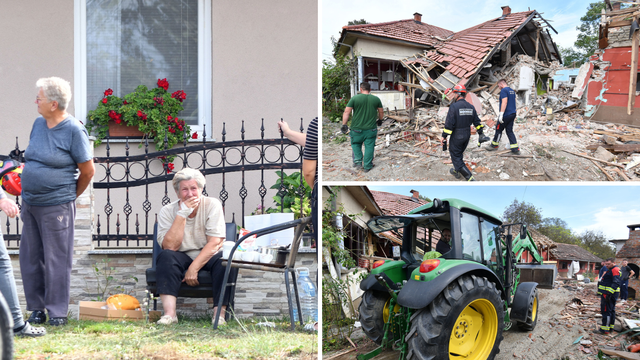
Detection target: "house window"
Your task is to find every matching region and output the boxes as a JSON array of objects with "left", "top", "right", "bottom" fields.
[
  {"left": 561, "top": 262, "right": 567, "bottom": 269},
  {"left": 570, "top": 76, "right": 576, "bottom": 84},
  {"left": 77, "top": 0, "right": 211, "bottom": 131}
]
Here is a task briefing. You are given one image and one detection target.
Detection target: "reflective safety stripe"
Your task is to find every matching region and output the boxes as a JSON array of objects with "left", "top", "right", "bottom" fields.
[
  {"left": 476, "top": 124, "right": 484, "bottom": 129},
  {"left": 467, "top": 176, "right": 474, "bottom": 181},
  {"left": 601, "top": 325, "right": 610, "bottom": 331},
  {"left": 491, "top": 141, "right": 499, "bottom": 146},
  {"left": 510, "top": 143, "right": 519, "bottom": 148},
  {"left": 443, "top": 129, "right": 453, "bottom": 134}
]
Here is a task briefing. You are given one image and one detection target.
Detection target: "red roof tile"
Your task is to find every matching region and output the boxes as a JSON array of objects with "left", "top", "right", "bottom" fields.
[
  {"left": 369, "top": 190, "right": 429, "bottom": 216},
  {"left": 341, "top": 19, "right": 454, "bottom": 47},
  {"left": 425, "top": 11, "right": 535, "bottom": 82}
]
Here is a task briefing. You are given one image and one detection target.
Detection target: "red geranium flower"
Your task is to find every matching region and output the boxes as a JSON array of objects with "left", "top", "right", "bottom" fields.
[
  {"left": 137, "top": 110, "right": 147, "bottom": 120},
  {"left": 123, "top": 100, "right": 128, "bottom": 105},
  {"left": 166, "top": 163, "right": 175, "bottom": 172},
  {"left": 157, "top": 78, "right": 169, "bottom": 91},
  {"left": 115, "top": 118, "right": 122, "bottom": 124},
  {"left": 104, "top": 88, "right": 113, "bottom": 97},
  {"left": 192, "top": 132, "right": 198, "bottom": 139},
  {"left": 108, "top": 110, "right": 116, "bottom": 119},
  {"left": 171, "top": 90, "right": 186, "bottom": 102},
  {"left": 167, "top": 115, "right": 173, "bottom": 122},
  {"left": 102, "top": 98, "right": 107, "bottom": 104},
  {"left": 168, "top": 127, "right": 176, "bottom": 134}
]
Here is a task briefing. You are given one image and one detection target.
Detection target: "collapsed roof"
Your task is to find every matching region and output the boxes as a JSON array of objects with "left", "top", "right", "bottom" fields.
[{"left": 402, "top": 7, "right": 562, "bottom": 97}]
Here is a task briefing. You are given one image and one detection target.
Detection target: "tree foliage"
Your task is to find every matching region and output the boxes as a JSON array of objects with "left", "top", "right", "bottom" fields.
[
  {"left": 502, "top": 199, "right": 616, "bottom": 261},
  {"left": 322, "top": 54, "right": 357, "bottom": 121},
  {"left": 561, "top": 2, "right": 606, "bottom": 66},
  {"left": 577, "top": 230, "right": 616, "bottom": 260},
  {"left": 502, "top": 199, "right": 543, "bottom": 228},
  {"left": 538, "top": 217, "right": 579, "bottom": 244}
]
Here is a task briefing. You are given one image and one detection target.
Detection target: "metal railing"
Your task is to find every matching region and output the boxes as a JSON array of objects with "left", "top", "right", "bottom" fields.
[{"left": 3, "top": 118, "right": 312, "bottom": 248}]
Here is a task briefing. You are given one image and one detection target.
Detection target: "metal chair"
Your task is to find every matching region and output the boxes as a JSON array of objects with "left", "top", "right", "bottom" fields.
[{"left": 213, "top": 216, "right": 312, "bottom": 330}]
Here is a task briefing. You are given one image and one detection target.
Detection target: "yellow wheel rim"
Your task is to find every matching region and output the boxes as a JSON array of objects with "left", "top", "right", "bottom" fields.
[
  {"left": 531, "top": 296, "right": 538, "bottom": 322},
  {"left": 383, "top": 298, "right": 401, "bottom": 323},
  {"left": 449, "top": 299, "right": 498, "bottom": 359}
]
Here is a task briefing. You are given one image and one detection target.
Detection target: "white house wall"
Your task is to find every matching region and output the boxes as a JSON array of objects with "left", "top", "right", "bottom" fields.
[{"left": 350, "top": 38, "right": 425, "bottom": 61}]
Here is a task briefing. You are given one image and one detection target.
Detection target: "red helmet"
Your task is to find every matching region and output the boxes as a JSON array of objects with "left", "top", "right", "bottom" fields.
[
  {"left": 1, "top": 164, "right": 23, "bottom": 197},
  {"left": 452, "top": 84, "right": 466, "bottom": 94}
]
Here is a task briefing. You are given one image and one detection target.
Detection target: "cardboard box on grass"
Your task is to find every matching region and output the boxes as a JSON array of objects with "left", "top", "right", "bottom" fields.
[{"left": 78, "top": 301, "right": 161, "bottom": 322}]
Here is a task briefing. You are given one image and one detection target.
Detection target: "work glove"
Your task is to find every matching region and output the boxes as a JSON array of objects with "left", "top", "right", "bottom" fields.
[
  {"left": 340, "top": 125, "right": 348, "bottom": 134},
  {"left": 442, "top": 138, "right": 448, "bottom": 151},
  {"left": 497, "top": 112, "right": 504, "bottom": 124},
  {"left": 377, "top": 118, "right": 384, "bottom": 126}
]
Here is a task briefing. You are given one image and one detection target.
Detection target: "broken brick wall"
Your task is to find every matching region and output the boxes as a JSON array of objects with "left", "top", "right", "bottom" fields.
[
  {"left": 618, "top": 227, "right": 640, "bottom": 300},
  {"left": 607, "top": 26, "right": 633, "bottom": 48}
]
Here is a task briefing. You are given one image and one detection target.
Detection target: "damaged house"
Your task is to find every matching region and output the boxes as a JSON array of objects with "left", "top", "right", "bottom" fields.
[
  {"left": 335, "top": 6, "right": 562, "bottom": 111},
  {"left": 578, "top": 1, "right": 640, "bottom": 126},
  {"left": 335, "top": 13, "right": 453, "bottom": 110},
  {"left": 401, "top": 6, "right": 562, "bottom": 108}
]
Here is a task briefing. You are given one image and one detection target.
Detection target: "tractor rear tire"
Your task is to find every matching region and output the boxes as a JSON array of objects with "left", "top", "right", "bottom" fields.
[
  {"left": 517, "top": 288, "right": 538, "bottom": 331},
  {"left": 406, "top": 274, "right": 504, "bottom": 360},
  {"left": 359, "top": 291, "right": 396, "bottom": 345}
]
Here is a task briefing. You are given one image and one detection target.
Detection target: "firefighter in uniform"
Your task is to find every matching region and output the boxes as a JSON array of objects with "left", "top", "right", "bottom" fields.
[
  {"left": 597, "top": 258, "right": 621, "bottom": 334},
  {"left": 486, "top": 79, "right": 521, "bottom": 154},
  {"left": 441, "top": 84, "right": 489, "bottom": 181}
]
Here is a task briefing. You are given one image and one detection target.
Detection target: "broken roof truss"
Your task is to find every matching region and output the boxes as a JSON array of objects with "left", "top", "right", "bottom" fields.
[{"left": 401, "top": 10, "right": 561, "bottom": 101}]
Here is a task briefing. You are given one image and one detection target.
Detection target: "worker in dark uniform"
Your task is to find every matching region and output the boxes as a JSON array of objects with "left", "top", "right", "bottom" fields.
[
  {"left": 597, "top": 258, "right": 621, "bottom": 334},
  {"left": 441, "top": 84, "right": 489, "bottom": 181},
  {"left": 486, "top": 79, "right": 520, "bottom": 155}
]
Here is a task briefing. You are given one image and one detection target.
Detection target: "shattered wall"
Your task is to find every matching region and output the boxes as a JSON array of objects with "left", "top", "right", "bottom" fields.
[{"left": 608, "top": 25, "right": 633, "bottom": 48}]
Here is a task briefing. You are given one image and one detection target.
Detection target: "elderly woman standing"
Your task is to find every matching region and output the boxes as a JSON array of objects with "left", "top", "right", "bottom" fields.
[
  {"left": 20, "top": 77, "right": 95, "bottom": 326},
  {"left": 156, "top": 168, "right": 228, "bottom": 325}
]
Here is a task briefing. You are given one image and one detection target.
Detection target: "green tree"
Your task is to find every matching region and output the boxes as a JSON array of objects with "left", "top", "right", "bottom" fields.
[
  {"left": 322, "top": 54, "right": 357, "bottom": 121},
  {"left": 502, "top": 199, "right": 543, "bottom": 228},
  {"left": 561, "top": 2, "right": 606, "bottom": 66},
  {"left": 578, "top": 230, "right": 616, "bottom": 260},
  {"left": 538, "top": 217, "right": 579, "bottom": 244}
]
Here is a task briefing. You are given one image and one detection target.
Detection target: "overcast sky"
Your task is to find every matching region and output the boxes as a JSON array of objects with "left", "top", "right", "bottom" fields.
[
  {"left": 322, "top": 0, "right": 592, "bottom": 61},
  {"left": 366, "top": 184, "right": 640, "bottom": 240}
]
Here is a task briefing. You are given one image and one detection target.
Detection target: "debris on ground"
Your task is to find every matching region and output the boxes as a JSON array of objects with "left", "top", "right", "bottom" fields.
[{"left": 323, "top": 58, "right": 640, "bottom": 181}]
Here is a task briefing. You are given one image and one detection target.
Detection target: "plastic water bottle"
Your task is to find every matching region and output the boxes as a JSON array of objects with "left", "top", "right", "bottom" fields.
[{"left": 294, "top": 267, "right": 317, "bottom": 323}]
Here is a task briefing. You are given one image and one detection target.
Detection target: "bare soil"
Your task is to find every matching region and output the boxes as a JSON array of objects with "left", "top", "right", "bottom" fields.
[
  {"left": 322, "top": 117, "right": 638, "bottom": 182},
  {"left": 323, "top": 281, "right": 638, "bottom": 360}
]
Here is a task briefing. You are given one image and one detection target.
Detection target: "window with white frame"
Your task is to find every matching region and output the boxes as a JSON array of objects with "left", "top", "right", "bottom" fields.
[{"left": 79, "top": 0, "right": 210, "bottom": 130}]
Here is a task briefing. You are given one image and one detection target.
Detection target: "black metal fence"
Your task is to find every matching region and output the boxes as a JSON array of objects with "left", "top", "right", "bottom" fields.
[{"left": 3, "top": 118, "right": 312, "bottom": 248}]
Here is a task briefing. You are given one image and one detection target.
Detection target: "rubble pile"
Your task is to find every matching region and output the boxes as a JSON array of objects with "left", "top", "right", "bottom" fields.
[
  {"left": 545, "top": 279, "right": 640, "bottom": 358},
  {"left": 323, "top": 55, "right": 640, "bottom": 181}
]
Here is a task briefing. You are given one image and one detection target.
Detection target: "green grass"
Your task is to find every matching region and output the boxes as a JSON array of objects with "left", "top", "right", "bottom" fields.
[{"left": 14, "top": 315, "right": 317, "bottom": 359}]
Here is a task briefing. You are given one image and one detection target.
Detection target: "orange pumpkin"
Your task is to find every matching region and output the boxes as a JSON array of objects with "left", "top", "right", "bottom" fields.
[{"left": 106, "top": 294, "right": 140, "bottom": 310}]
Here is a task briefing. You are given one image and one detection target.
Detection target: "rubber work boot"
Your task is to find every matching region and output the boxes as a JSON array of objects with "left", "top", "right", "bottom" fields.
[
  {"left": 478, "top": 134, "right": 490, "bottom": 145},
  {"left": 459, "top": 167, "right": 476, "bottom": 181},
  {"left": 511, "top": 148, "right": 521, "bottom": 155},
  {"left": 449, "top": 168, "right": 461, "bottom": 179},
  {"left": 485, "top": 144, "right": 499, "bottom": 151}
]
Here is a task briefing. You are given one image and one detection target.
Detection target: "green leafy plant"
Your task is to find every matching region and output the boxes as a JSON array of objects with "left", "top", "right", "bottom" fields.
[
  {"left": 265, "top": 171, "right": 312, "bottom": 219},
  {"left": 85, "top": 78, "right": 194, "bottom": 149}
]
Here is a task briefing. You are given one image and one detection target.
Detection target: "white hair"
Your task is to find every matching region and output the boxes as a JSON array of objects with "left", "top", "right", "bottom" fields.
[
  {"left": 36, "top": 77, "right": 72, "bottom": 111},
  {"left": 172, "top": 168, "right": 206, "bottom": 193}
]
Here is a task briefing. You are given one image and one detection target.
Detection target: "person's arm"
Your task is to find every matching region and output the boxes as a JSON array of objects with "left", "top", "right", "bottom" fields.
[
  {"left": 631, "top": 269, "right": 636, "bottom": 278},
  {"left": 0, "top": 197, "right": 18, "bottom": 218},
  {"left": 378, "top": 108, "right": 384, "bottom": 120},
  {"left": 500, "top": 97, "right": 508, "bottom": 113},
  {"left": 183, "top": 235, "right": 224, "bottom": 286},
  {"left": 303, "top": 159, "right": 317, "bottom": 188},
  {"left": 76, "top": 159, "right": 95, "bottom": 197},
  {"left": 278, "top": 120, "right": 306, "bottom": 146},
  {"left": 342, "top": 107, "right": 353, "bottom": 125},
  {"left": 161, "top": 196, "right": 201, "bottom": 251}
]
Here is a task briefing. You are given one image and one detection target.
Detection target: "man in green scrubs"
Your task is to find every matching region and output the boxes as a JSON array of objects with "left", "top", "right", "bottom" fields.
[{"left": 341, "top": 83, "right": 383, "bottom": 172}]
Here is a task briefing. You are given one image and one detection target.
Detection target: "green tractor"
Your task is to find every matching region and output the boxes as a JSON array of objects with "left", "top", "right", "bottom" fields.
[{"left": 358, "top": 198, "right": 556, "bottom": 360}]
